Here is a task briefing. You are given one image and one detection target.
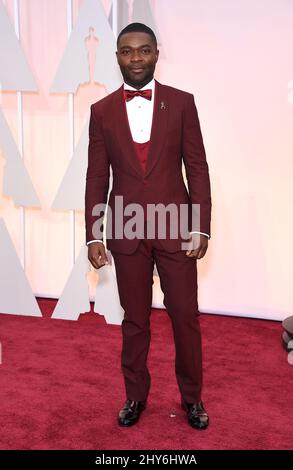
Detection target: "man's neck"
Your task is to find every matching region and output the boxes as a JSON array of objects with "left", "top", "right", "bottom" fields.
[{"left": 124, "top": 77, "right": 154, "bottom": 90}]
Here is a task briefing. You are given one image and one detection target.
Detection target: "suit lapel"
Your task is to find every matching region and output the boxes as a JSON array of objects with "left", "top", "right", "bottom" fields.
[
  {"left": 112, "top": 79, "right": 169, "bottom": 178},
  {"left": 145, "top": 80, "right": 169, "bottom": 177},
  {"left": 112, "top": 85, "right": 143, "bottom": 177}
]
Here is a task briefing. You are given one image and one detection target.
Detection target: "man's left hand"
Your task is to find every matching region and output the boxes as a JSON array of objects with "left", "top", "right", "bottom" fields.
[{"left": 186, "top": 234, "right": 209, "bottom": 260}]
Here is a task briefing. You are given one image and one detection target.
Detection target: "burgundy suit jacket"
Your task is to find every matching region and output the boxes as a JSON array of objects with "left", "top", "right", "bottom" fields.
[{"left": 85, "top": 79, "right": 211, "bottom": 255}]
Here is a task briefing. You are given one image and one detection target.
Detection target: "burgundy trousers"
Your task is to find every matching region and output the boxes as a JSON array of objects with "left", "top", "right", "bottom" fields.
[{"left": 111, "top": 233, "right": 203, "bottom": 404}]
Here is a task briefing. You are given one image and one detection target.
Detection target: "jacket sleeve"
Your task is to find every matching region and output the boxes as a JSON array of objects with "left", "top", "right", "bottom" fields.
[
  {"left": 182, "top": 93, "right": 212, "bottom": 237},
  {"left": 85, "top": 104, "right": 110, "bottom": 244}
]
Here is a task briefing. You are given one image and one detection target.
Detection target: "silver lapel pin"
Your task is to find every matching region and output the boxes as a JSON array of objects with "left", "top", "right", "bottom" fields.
[{"left": 160, "top": 101, "right": 166, "bottom": 110}]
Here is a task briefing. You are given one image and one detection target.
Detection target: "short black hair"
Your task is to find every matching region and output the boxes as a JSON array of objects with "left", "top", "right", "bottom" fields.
[{"left": 117, "top": 22, "right": 157, "bottom": 48}]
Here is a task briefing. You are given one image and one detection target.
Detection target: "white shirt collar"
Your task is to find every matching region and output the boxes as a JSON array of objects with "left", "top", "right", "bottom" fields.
[{"left": 123, "top": 78, "right": 155, "bottom": 92}]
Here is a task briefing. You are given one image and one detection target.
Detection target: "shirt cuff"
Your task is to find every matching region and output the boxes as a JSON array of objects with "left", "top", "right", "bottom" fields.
[
  {"left": 86, "top": 240, "right": 103, "bottom": 245},
  {"left": 190, "top": 231, "right": 210, "bottom": 239}
]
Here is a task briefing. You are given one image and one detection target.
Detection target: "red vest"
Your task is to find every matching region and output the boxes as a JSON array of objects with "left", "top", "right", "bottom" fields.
[
  {"left": 132, "top": 140, "right": 150, "bottom": 174},
  {"left": 133, "top": 140, "right": 150, "bottom": 222}
]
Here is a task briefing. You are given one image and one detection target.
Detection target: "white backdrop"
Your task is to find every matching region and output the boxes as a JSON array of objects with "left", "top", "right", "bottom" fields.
[{"left": 0, "top": 0, "right": 293, "bottom": 321}]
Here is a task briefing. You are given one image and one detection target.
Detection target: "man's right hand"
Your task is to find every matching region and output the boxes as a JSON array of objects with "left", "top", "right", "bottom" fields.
[{"left": 88, "top": 242, "right": 109, "bottom": 269}]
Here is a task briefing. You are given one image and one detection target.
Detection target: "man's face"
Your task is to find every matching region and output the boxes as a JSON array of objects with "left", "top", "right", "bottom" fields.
[{"left": 116, "top": 32, "right": 159, "bottom": 88}]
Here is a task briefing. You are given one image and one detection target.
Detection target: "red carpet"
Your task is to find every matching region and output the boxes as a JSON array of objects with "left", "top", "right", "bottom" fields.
[{"left": 0, "top": 299, "right": 292, "bottom": 450}]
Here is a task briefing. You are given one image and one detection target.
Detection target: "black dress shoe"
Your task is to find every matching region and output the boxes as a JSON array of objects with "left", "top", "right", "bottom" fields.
[
  {"left": 181, "top": 400, "right": 209, "bottom": 430},
  {"left": 118, "top": 400, "right": 146, "bottom": 427}
]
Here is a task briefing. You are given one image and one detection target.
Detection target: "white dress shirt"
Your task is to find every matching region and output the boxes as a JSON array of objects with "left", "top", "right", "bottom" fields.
[
  {"left": 87, "top": 78, "right": 209, "bottom": 245},
  {"left": 124, "top": 78, "right": 155, "bottom": 143}
]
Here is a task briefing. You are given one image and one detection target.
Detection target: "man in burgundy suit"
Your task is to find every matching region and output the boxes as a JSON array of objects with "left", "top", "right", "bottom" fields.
[{"left": 85, "top": 23, "right": 211, "bottom": 430}]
